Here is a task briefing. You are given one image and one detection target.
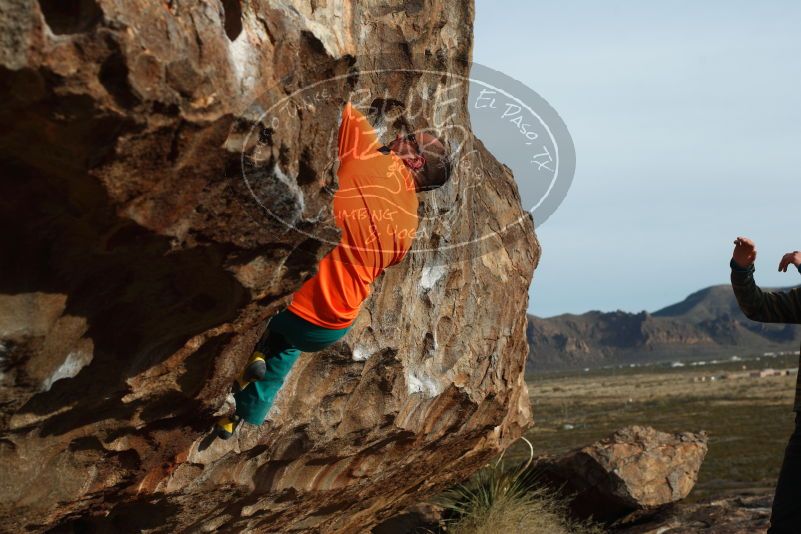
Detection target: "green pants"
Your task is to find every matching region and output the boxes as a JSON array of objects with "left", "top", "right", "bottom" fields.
[{"left": 234, "top": 308, "right": 352, "bottom": 425}]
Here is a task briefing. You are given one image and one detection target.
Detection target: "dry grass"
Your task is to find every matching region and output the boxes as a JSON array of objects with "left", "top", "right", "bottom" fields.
[{"left": 426, "top": 440, "right": 604, "bottom": 534}]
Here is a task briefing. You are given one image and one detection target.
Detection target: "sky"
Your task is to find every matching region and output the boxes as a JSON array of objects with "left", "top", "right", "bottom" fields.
[{"left": 472, "top": 0, "right": 801, "bottom": 318}]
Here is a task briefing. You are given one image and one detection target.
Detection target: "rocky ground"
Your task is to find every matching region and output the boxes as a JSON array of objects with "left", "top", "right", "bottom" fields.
[
  {"left": 374, "top": 493, "right": 774, "bottom": 534},
  {"left": 375, "top": 355, "right": 796, "bottom": 533},
  {"left": 515, "top": 357, "right": 796, "bottom": 499},
  {"left": 613, "top": 492, "right": 772, "bottom": 534},
  {"left": 374, "top": 445, "right": 774, "bottom": 534}
]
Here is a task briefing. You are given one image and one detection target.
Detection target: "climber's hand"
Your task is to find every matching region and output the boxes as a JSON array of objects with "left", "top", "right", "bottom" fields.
[
  {"left": 778, "top": 251, "right": 801, "bottom": 272},
  {"left": 732, "top": 236, "right": 757, "bottom": 269}
]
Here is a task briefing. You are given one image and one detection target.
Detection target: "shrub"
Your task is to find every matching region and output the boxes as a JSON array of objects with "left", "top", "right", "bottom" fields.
[{"left": 425, "top": 438, "right": 604, "bottom": 534}]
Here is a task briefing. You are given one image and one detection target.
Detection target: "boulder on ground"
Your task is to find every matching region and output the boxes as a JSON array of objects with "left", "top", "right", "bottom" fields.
[{"left": 536, "top": 425, "right": 708, "bottom": 522}]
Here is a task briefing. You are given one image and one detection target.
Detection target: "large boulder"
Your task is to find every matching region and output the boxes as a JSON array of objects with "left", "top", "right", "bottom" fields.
[
  {"left": 537, "top": 426, "right": 708, "bottom": 523},
  {"left": 0, "top": 0, "right": 538, "bottom": 532}
]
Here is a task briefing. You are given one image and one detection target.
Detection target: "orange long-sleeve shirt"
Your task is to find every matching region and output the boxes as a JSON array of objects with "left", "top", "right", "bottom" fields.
[{"left": 287, "top": 102, "right": 419, "bottom": 329}]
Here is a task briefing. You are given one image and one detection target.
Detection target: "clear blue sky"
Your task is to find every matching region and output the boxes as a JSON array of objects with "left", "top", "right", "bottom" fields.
[{"left": 473, "top": 0, "right": 801, "bottom": 318}]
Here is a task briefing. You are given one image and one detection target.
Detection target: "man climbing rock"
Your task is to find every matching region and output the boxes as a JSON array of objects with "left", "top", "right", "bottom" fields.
[
  {"left": 730, "top": 236, "right": 801, "bottom": 533},
  {"left": 216, "top": 101, "right": 452, "bottom": 438}
]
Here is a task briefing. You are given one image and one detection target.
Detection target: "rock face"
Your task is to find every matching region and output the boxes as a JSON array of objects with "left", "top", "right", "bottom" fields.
[
  {"left": 371, "top": 502, "right": 444, "bottom": 534},
  {"left": 537, "top": 426, "right": 708, "bottom": 523},
  {"left": 0, "top": 1, "right": 538, "bottom": 532}
]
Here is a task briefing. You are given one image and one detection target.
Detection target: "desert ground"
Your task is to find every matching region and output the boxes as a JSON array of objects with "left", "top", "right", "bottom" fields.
[{"left": 513, "top": 351, "right": 800, "bottom": 500}]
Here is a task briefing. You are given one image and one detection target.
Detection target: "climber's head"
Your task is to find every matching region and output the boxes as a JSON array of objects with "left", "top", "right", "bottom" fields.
[{"left": 389, "top": 131, "right": 452, "bottom": 192}]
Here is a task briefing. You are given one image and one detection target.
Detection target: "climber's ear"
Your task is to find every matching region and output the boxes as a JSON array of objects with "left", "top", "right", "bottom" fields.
[{"left": 406, "top": 154, "right": 426, "bottom": 171}]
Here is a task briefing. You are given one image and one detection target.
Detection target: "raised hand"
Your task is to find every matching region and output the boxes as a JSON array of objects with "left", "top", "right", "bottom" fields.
[
  {"left": 732, "top": 236, "right": 757, "bottom": 269},
  {"left": 778, "top": 251, "right": 801, "bottom": 272}
]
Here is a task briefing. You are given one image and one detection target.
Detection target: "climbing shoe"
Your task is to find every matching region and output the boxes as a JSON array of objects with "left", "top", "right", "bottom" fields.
[
  {"left": 234, "top": 352, "right": 267, "bottom": 392},
  {"left": 215, "top": 414, "right": 242, "bottom": 440}
]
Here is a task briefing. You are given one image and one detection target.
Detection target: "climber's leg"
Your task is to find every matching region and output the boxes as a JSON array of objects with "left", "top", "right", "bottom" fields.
[
  {"left": 233, "top": 321, "right": 287, "bottom": 392},
  {"left": 233, "top": 352, "right": 267, "bottom": 392},
  {"left": 279, "top": 309, "right": 354, "bottom": 353},
  {"left": 233, "top": 341, "right": 302, "bottom": 425},
  {"left": 232, "top": 308, "right": 352, "bottom": 426},
  {"left": 216, "top": 321, "right": 294, "bottom": 438}
]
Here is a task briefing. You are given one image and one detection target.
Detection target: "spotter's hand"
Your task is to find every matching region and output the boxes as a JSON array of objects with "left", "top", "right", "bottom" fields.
[
  {"left": 732, "top": 236, "right": 757, "bottom": 269},
  {"left": 778, "top": 251, "right": 801, "bottom": 272}
]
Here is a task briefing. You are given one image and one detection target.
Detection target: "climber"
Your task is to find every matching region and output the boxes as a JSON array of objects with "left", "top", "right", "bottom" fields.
[
  {"left": 730, "top": 236, "right": 801, "bottom": 533},
  {"left": 215, "top": 101, "right": 452, "bottom": 439}
]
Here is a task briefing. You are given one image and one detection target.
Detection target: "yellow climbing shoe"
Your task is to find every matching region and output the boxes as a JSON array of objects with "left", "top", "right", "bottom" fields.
[
  {"left": 215, "top": 414, "right": 242, "bottom": 440},
  {"left": 235, "top": 352, "right": 267, "bottom": 391}
]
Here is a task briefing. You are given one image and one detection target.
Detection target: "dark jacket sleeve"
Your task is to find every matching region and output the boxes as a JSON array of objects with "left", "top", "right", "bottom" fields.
[{"left": 730, "top": 259, "right": 801, "bottom": 324}]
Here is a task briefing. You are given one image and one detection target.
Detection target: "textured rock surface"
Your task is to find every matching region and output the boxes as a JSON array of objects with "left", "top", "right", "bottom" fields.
[
  {"left": 537, "top": 426, "right": 708, "bottom": 523},
  {"left": 0, "top": 1, "right": 538, "bottom": 532},
  {"left": 371, "top": 502, "right": 444, "bottom": 534},
  {"left": 613, "top": 492, "right": 772, "bottom": 534}
]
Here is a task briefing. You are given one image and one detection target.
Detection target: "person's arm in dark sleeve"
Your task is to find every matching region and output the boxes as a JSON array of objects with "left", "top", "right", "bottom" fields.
[{"left": 730, "top": 258, "right": 801, "bottom": 324}]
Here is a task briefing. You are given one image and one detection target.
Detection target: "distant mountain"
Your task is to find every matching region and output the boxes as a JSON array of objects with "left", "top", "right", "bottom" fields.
[{"left": 526, "top": 284, "right": 801, "bottom": 371}]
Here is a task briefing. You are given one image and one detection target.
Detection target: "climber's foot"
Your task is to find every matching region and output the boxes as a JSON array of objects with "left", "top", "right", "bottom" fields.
[
  {"left": 234, "top": 352, "right": 267, "bottom": 392},
  {"left": 215, "top": 414, "right": 242, "bottom": 440}
]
